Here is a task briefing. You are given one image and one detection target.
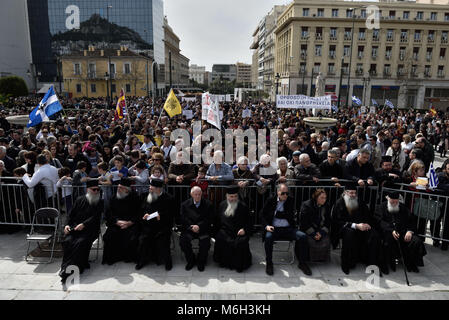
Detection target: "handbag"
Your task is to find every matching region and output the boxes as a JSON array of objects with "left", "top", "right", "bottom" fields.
[{"left": 413, "top": 197, "right": 442, "bottom": 221}]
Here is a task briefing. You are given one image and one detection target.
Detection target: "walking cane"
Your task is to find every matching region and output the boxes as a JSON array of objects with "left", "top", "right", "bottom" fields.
[{"left": 393, "top": 222, "right": 411, "bottom": 286}]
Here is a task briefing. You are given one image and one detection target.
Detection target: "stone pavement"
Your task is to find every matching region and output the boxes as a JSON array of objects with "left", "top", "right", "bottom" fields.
[{"left": 0, "top": 230, "right": 449, "bottom": 300}]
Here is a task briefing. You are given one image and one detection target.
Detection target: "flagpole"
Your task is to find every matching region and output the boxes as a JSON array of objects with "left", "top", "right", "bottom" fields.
[{"left": 156, "top": 108, "right": 165, "bottom": 128}]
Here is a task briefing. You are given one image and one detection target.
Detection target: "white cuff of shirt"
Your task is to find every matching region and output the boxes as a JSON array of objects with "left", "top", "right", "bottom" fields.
[{"left": 351, "top": 223, "right": 357, "bottom": 230}]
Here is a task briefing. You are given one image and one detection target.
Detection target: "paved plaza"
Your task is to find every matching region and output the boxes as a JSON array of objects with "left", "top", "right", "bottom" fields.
[{"left": 1, "top": 228, "right": 449, "bottom": 300}]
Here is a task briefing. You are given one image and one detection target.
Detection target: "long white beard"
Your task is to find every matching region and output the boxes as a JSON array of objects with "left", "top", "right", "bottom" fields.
[
  {"left": 146, "top": 192, "right": 159, "bottom": 204},
  {"left": 343, "top": 194, "right": 359, "bottom": 213},
  {"left": 224, "top": 200, "right": 238, "bottom": 217},
  {"left": 116, "top": 190, "right": 129, "bottom": 200},
  {"left": 86, "top": 192, "right": 100, "bottom": 205},
  {"left": 387, "top": 202, "right": 400, "bottom": 213}
]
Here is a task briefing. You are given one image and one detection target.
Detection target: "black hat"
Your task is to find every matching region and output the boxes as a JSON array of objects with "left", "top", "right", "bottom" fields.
[
  {"left": 344, "top": 181, "right": 358, "bottom": 191},
  {"left": 149, "top": 178, "right": 164, "bottom": 188},
  {"left": 226, "top": 185, "right": 240, "bottom": 195},
  {"left": 119, "top": 177, "right": 133, "bottom": 188},
  {"left": 388, "top": 191, "right": 400, "bottom": 199},
  {"left": 381, "top": 155, "right": 392, "bottom": 163},
  {"left": 86, "top": 179, "right": 99, "bottom": 188}
]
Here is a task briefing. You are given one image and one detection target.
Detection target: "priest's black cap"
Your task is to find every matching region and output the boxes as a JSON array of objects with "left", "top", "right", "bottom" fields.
[
  {"left": 149, "top": 178, "right": 164, "bottom": 188},
  {"left": 344, "top": 181, "right": 358, "bottom": 191},
  {"left": 119, "top": 177, "right": 133, "bottom": 188},
  {"left": 226, "top": 185, "right": 240, "bottom": 195},
  {"left": 388, "top": 191, "right": 400, "bottom": 199},
  {"left": 86, "top": 179, "right": 99, "bottom": 188}
]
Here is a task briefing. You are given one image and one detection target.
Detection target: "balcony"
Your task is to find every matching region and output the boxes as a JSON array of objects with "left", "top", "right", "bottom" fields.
[
  {"left": 301, "top": 35, "right": 309, "bottom": 40},
  {"left": 87, "top": 72, "right": 96, "bottom": 79},
  {"left": 369, "top": 71, "right": 377, "bottom": 77},
  {"left": 426, "top": 55, "right": 432, "bottom": 61},
  {"left": 372, "top": 55, "right": 377, "bottom": 60},
  {"left": 315, "top": 34, "right": 323, "bottom": 41},
  {"left": 357, "top": 53, "right": 364, "bottom": 59},
  {"left": 327, "top": 70, "right": 336, "bottom": 75},
  {"left": 356, "top": 70, "right": 364, "bottom": 76},
  {"left": 386, "top": 37, "right": 394, "bottom": 42},
  {"left": 414, "top": 38, "right": 421, "bottom": 43},
  {"left": 344, "top": 35, "right": 352, "bottom": 41},
  {"left": 411, "top": 72, "right": 418, "bottom": 78},
  {"left": 329, "top": 53, "right": 336, "bottom": 59},
  {"left": 424, "top": 72, "right": 431, "bottom": 77},
  {"left": 358, "top": 36, "right": 366, "bottom": 41},
  {"left": 438, "top": 72, "right": 445, "bottom": 78},
  {"left": 383, "top": 71, "right": 391, "bottom": 76},
  {"left": 372, "top": 36, "right": 379, "bottom": 42},
  {"left": 428, "top": 37, "right": 435, "bottom": 43},
  {"left": 385, "top": 54, "right": 391, "bottom": 60},
  {"left": 329, "top": 36, "right": 337, "bottom": 41},
  {"left": 442, "top": 38, "right": 448, "bottom": 45},
  {"left": 399, "top": 55, "right": 405, "bottom": 61},
  {"left": 300, "top": 53, "right": 307, "bottom": 60},
  {"left": 400, "top": 37, "right": 408, "bottom": 43}
]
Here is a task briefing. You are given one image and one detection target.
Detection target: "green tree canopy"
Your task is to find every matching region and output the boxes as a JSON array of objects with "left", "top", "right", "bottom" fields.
[{"left": 0, "top": 76, "right": 29, "bottom": 97}]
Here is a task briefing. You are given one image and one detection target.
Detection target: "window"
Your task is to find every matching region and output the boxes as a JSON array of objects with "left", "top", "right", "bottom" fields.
[
  {"left": 344, "top": 45, "right": 350, "bottom": 57},
  {"left": 109, "top": 63, "right": 116, "bottom": 75},
  {"left": 301, "top": 27, "right": 309, "bottom": 38},
  {"left": 400, "top": 30, "right": 408, "bottom": 41},
  {"left": 74, "top": 63, "right": 81, "bottom": 75},
  {"left": 385, "top": 47, "right": 392, "bottom": 59},
  {"left": 438, "top": 66, "right": 444, "bottom": 77},
  {"left": 346, "top": 9, "right": 353, "bottom": 18},
  {"left": 358, "top": 46, "right": 364, "bottom": 58},
  {"left": 111, "top": 84, "right": 116, "bottom": 93},
  {"left": 332, "top": 9, "right": 338, "bottom": 17},
  {"left": 372, "top": 29, "right": 379, "bottom": 40},
  {"left": 342, "top": 63, "right": 349, "bottom": 74},
  {"left": 369, "top": 64, "right": 377, "bottom": 75},
  {"left": 430, "top": 12, "right": 437, "bottom": 21},
  {"left": 90, "top": 84, "right": 96, "bottom": 93},
  {"left": 384, "top": 64, "right": 391, "bottom": 75},
  {"left": 330, "top": 28, "right": 337, "bottom": 39},
  {"left": 398, "top": 65, "right": 404, "bottom": 75},
  {"left": 344, "top": 28, "right": 352, "bottom": 40},
  {"left": 356, "top": 63, "right": 363, "bottom": 74},
  {"left": 416, "top": 12, "right": 423, "bottom": 20},
  {"left": 315, "top": 45, "right": 322, "bottom": 56},
  {"left": 427, "top": 48, "right": 433, "bottom": 61},
  {"left": 399, "top": 47, "right": 406, "bottom": 60},
  {"left": 428, "top": 30, "right": 435, "bottom": 41},
  {"left": 328, "top": 63, "right": 335, "bottom": 74},
  {"left": 403, "top": 11, "right": 410, "bottom": 19},
  {"left": 359, "top": 28, "right": 366, "bottom": 40},
  {"left": 125, "top": 84, "right": 131, "bottom": 93},
  {"left": 387, "top": 29, "right": 394, "bottom": 41},
  {"left": 124, "top": 63, "right": 131, "bottom": 74},
  {"left": 372, "top": 46, "right": 378, "bottom": 58},
  {"left": 442, "top": 31, "right": 448, "bottom": 41},
  {"left": 76, "top": 84, "right": 82, "bottom": 93},
  {"left": 440, "top": 48, "right": 446, "bottom": 59},
  {"left": 88, "top": 63, "right": 96, "bottom": 77},
  {"left": 313, "top": 63, "right": 320, "bottom": 74},
  {"left": 301, "top": 45, "right": 307, "bottom": 57},
  {"left": 317, "top": 8, "right": 324, "bottom": 17},
  {"left": 389, "top": 11, "right": 396, "bottom": 19},
  {"left": 300, "top": 63, "right": 306, "bottom": 73},
  {"left": 413, "top": 47, "right": 419, "bottom": 60},
  {"left": 303, "top": 8, "right": 309, "bottom": 17},
  {"left": 411, "top": 65, "right": 417, "bottom": 76},
  {"left": 361, "top": 9, "right": 366, "bottom": 18},
  {"left": 329, "top": 45, "right": 336, "bottom": 58},
  {"left": 445, "top": 13, "right": 449, "bottom": 21},
  {"left": 316, "top": 27, "right": 323, "bottom": 39},
  {"left": 425, "top": 65, "right": 431, "bottom": 76},
  {"left": 414, "top": 30, "right": 421, "bottom": 41}
]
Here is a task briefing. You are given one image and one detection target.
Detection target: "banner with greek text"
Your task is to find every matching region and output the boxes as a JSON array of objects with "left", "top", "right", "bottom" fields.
[{"left": 276, "top": 95, "right": 332, "bottom": 110}]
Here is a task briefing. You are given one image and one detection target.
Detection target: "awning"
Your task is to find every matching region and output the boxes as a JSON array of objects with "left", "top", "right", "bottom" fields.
[{"left": 37, "top": 84, "right": 53, "bottom": 94}]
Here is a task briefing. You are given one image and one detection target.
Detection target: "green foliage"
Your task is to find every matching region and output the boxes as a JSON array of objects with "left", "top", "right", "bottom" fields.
[{"left": 0, "top": 76, "right": 29, "bottom": 97}]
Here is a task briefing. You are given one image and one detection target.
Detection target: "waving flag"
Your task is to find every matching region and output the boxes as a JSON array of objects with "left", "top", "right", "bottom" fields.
[
  {"left": 115, "top": 89, "right": 126, "bottom": 120},
  {"left": 429, "top": 105, "right": 437, "bottom": 116},
  {"left": 331, "top": 104, "right": 338, "bottom": 112},
  {"left": 385, "top": 99, "right": 395, "bottom": 109},
  {"left": 163, "top": 89, "right": 182, "bottom": 118},
  {"left": 372, "top": 99, "right": 379, "bottom": 106},
  {"left": 428, "top": 162, "right": 439, "bottom": 189},
  {"left": 352, "top": 96, "right": 362, "bottom": 106},
  {"left": 27, "top": 85, "right": 63, "bottom": 128}
]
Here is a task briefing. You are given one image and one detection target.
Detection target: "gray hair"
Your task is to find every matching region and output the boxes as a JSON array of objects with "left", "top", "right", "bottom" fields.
[
  {"left": 327, "top": 149, "right": 338, "bottom": 157},
  {"left": 237, "top": 156, "right": 249, "bottom": 165},
  {"left": 331, "top": 147, "right": 341, "bottom": 157},
  {"left": 359, "top": 148, "right": 371, "bottom": 156},
  {"left": 321, "top": 141, "right": 329, "bottom": 150},
  {"left": 0, "top": 146, "right": 6, "bottom": 154},
  {"left": 190, "top": 186, "right": 202, "bottom": 195},
  {"left": 0, "top": 160, "right": 4, "bottom": 166},
  {"left": 299, "top": 153, "right": 310, "bottom": 162},
  {"left": 276, "top": 157, "right": 288, "bottom": 167}
]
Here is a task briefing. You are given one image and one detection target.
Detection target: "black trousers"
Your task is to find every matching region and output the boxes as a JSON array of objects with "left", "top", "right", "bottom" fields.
[
  {"left": 180, "top": 231, "right": 211, "bottom": 265},
  {"left": 383, "top": 232, "right": 426, "bottom": 269},
  {"left": 137, "top": 231, "right": 172, "bottom": 266},
  {"left": 340, "top": 227, "right": 382, "bottom": 269}
]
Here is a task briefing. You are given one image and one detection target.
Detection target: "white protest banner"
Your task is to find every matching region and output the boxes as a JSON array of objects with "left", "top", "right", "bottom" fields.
[
  {"left": 207, "top": 99, "right": 221, "bottom": 129},
  {"left": 202, "top": 92, "right": 213, "bottom": 120},
  {"left": 182, "top": 97, "right": 196, "bottom": 103},
  {"left": 182, "top": 110, "right": 193, "bottom": 119},
  {"left": 225, "top": 94, "right": 233, "bottom": 102},
  {"left": 361, "top": 106, "right": 367, "bottom": 114},
  {"left": 242, "top": 109, "right": 252, "bottom": 118},
  {"left": 276, "top": 94, "right": 332, "bottom": 110},
  {"left": 219, "top": 110, "right": 223, "bottom": 120},
  {"left": 370, "top": 106, "right": 376, "bottom": 114}
]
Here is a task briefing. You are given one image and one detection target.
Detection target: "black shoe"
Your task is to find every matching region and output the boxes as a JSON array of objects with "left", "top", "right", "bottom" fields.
[
  {"left": 380, "top": 265, "right": 389, "bottom": 275},
  {"left": 165, "top": 261, "right": 173, "bottom": 271},
  {"left": 266, "top": 263, "right": 274, "bottom": 276},
  {"left": 135, "top": 263, "right": 144, "bottom": 270},
  {"left": 197, "top": 264, "right": 205, "bottom": 272},
  {"left": 411, "top": 265, "right": 419, "bottom": 273},
  {"left": 390, "top": 260, "right": 397, "bottom": 272},
  {"left": 185, "top": 261, "right": 195, "bottom": 271},
  {"left": 433, "top": 240, "right": 441, "bottom": 248},
  {"left": 298, "top": 262, "right": 312, "bottom": 276},
  {"left": 342, "top": 265, "right": 350, "bottom": 275},
  {"left": 442, "top": 243, "right": 448, "bottom": 251}
]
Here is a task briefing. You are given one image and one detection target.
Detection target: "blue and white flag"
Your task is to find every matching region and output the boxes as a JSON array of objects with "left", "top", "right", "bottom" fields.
[
  {"left": 137, "top": 107, "right": 144, "bottom": 118},
  {"left": 372, "top": 99, "right": 379, "bottom": 106},
  {"left": 385, "top": 99, "right": 395, "bottom": 109},
  {"left": 27, "top": 86, "right": 63, "bottom": 128},
  {"left": 428, "top": 162, "right": 439, "bottom": 189},
  {"left": 352, "top": 96, "right": 362, "bottom": 106},
  {"left": 331, "top": 104, "right": 338, "bottom": 112}
]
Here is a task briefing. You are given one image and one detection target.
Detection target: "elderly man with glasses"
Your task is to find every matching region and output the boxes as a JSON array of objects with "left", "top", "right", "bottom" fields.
[
  {"left": 260, "top": 183, "right": 311, "bottom": 276},
  {"left": 60, "top": 180, "right": 103, "bottom": 284}
]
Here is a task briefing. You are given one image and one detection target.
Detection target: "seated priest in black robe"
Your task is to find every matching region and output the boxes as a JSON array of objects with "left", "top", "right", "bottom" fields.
[
  {"left": 102, "top": 178, "right": 141, "bottom": 265},
  {"left": 60, "top": 180, "right": 102, "bottom": 283},
  {"left": 375, "top": 191, "right": 426, "bottom": 274},
  {"left": 260, "top": 183, "right": 311, "bottom": 276},
  {"left": 179, "top": 186, "right": 214, "bottom": 272},
  {"left": 213, "top": 186, "right": 252, "bottom": 273},
  {"left": 331, "top": 183, "right": 382, "bottom": 275},
  {"left": 136, "top": 179, "right": 175, "bottom": 271}
]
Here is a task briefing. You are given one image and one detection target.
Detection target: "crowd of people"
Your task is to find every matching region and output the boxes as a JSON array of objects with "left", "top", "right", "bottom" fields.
[{"left": 0, "top": 95, "right": 449, "bottom": 283}]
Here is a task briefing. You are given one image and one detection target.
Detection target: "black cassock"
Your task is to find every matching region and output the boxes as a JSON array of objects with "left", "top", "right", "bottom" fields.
[
  {"left": 61, "top": 196, "right": 102, "bottom": 273},
  {"left": 375, "top": 202, "right": 426, "bottom": 270},
  {"left": 331, "top": 197, "right": 382, "bottom": 269},
  {"left": 137, "top": 192, "right": 175, "bottom": 266},
  {"left": 102, "top": 192, "right": 141, "bottom": 264},
  {"left": 213, "top": 200, "right": 252, "bottom": 272}
]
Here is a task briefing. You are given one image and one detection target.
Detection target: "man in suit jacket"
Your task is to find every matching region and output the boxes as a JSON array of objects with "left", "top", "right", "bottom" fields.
[
  {"left": 179, "top": 186, "right": 214, "bottom": 271},
  {"left": 260, "top": 183, "right": 311, "bottom": 276}
]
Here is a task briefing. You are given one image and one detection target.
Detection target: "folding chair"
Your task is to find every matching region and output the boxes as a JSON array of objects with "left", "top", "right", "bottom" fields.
[{"left": 25, "top": 207, "right": 60, "bottom": 264}]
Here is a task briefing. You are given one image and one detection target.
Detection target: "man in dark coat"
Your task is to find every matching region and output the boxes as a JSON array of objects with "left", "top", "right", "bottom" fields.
[
  {"left": 178, "top": 186, "right": 214, "bottom": 271},
  {"left": 374, "top": 156, "right": 402, "bottom": 187},
  {"left": 136, "top": 179, "right": 175, "bottom": 271},
  {"left": 331, "top": 183, "right": 382, "bottom": 274},
  {"left": 318, "top": 149, "right": 344, "bottom": 185},
  {"left": 260, "top": 183, "right": 311, "bottom": 276},
  {"left": 102, "top": 178, "right": 141, "bottom": 265},
  {"left": 213, "top": 186, "right": 252, "bottom": 272},
  {"left": 344, "top": 149, "right": 375, "bottom": 187},
  {"left": 375, "top": 191, "right": 426, "bottom": 274},
  {"left": 437, "top": 161, "right": 449, "bottom": 251},
  {"left": 60, "top": 180, "right": 103, "bottom": 283}
]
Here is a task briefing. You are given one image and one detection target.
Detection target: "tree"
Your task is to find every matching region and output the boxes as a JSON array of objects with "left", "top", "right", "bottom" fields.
[{"left": 0, "top": 76, "right": 29, "bottom": 97}]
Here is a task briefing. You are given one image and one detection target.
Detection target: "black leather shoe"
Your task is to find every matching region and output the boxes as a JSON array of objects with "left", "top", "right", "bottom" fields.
[
  {"left": 266, "top": 263, "right": 274, "bottom": 276},
  {"left": 185, "top": 261, "right": 195, "bottom": 271},
  {"left": 298, "top": 262, "right": 312, "bottom": 276},
  {"left": 197, "top": 264, "right": 205, "bottom": 272},
  {"left": 341, "top": 265, "right": 350, "bottom": 275},
  {"left": 135, "top": 263, "right": 144, "bottom": 270},
  {"left": 165, "top": 261, "right": 173, "bottom": 271}
]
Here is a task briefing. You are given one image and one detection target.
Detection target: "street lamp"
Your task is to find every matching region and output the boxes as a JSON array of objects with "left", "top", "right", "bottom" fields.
[
  {"left": 106, "top": 4, "right": 112, "bottom": 105},
  {"left": 362, "top": 76, "right": 371, "bottom": 106},
  {"left": 337, "top": 56, "right": 344, "bottom": 110},
  {"left": 346, "top": 7, "right": 356, "bottom": 108}
]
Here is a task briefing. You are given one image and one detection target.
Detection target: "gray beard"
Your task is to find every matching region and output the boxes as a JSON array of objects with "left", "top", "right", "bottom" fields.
[
  {"left": 343, "top": 194, "right": 359, "bottom": 213},
  {"left": 86, "top": 192, "right": 100, "bottom": 206},
  {"left": 146, "top": 192, "right": 159, "bottom": 204},
  {"left": 387, "top": 202, "right": 400, "bottom": 213},
  {"left": 224, "top": 200, "right": 238, "bottom": 217},
  {"left": 116, "top": 190, "right": 129, "bottom": 200}
]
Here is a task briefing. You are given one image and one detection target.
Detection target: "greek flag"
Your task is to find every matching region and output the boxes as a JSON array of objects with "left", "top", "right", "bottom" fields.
[
  {"left": 372, "top": 99, "right": 379, "bottom": 106},
  {"left": 352, "top": 96, "right": 362, "bottom": 106},
  {"left": 385, "top": 99, "right": 395, "bottom": 109},
  {"left": 332, "top": 104, "right": 338, "bottom": 112},
  {"left": 137, "top": 107, "right": 144, "bottom": 118},
  {"left": 428, "top": 162, "right": 439, "bottom": 189},
  {"left": 27, "top": 85, "right": 63, "bottom": 128}
]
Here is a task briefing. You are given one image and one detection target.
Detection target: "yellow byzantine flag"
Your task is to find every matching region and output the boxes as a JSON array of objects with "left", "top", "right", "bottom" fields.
[{"left": 163, "top": 89, "right": 182, "bottom": 118}]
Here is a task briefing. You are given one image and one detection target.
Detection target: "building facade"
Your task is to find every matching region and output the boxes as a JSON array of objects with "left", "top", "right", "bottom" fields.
[
  {"left": 274, "top": 0, "right": 449, "bottom": 109},
  {"left": 211, "top": 64, "right": 237, "bottom": 82},
  {"left": 189, "top": 64, "right": 206, "bottom": 84},
  {"left": 236, "top": 62, "right": 252, "bottom": 86},
  {"left": 62, "top": 46, "right": 151, "bottom": 98},
  {"left": 26, "top": 0, "right": 164, "bottom": 94}
]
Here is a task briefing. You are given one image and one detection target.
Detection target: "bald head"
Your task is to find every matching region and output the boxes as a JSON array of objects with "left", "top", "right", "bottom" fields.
[{"left": 190, "top": 186, "right": 202, "bottom": 202}]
